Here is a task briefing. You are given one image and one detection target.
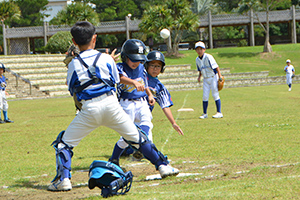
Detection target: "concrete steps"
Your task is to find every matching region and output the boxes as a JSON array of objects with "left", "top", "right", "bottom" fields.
[
  {"left": 165, "top": 74, "right": 300, "bottom": 91},
  {"left": 1, "top": 54, "right": 296, "bottom": 99}
]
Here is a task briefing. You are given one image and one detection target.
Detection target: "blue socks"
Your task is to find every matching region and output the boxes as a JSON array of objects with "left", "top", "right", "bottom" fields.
[
  {"left": 215, "top": 99, "right": 221, "bottom": 113},
  {"left": 3, "top": 111, "right": 8, "bottom": 120},
  {"left": 110, "top": 143, "right": 125, "bottom": 161},
  {"left": 203, "top": 101, "right": 208, "bottom": 114}
]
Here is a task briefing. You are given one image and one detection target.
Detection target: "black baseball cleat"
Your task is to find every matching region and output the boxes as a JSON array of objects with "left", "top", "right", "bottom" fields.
[
  {"left": 4, "top": 119, "right": 14, "bottom": 123},
  {"left": 0, "top": 120, "right": 5, "bottom": 124}
]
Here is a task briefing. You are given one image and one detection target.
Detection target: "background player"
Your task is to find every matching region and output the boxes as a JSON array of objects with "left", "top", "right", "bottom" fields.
[
  {"left": 0, "top": 63, "right": 13, "bottom": 123},
  {"left": 145, "top": 50, "right": 184, "bottom": 136},
  {"left": 48, "top": 23, "right": 179, "bottom": 191},
  {"left": 195, "top": 41, "right": 224, "bottom": 119},
  {"left": 284, "top": 59, "right": 295, "bottom": 91}
]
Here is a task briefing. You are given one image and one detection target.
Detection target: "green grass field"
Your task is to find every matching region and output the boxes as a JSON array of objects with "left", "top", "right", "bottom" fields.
[
  {"left": 165, "top": 43, "right": 300, "bottom": 76},
  {"left": 1, "top": 83, "right": 299, "bottom": 199}
]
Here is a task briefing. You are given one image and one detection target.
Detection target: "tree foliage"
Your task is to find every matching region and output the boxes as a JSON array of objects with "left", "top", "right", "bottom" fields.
[
  {"left": 0, "top": 0, "right": 21, "bottom": 25},
  {"left": 139, "top": 0, "right": 199, "bottom": 56},
  {"left": 50, "top": 2, "right": 99, "bottom": 26},
  {"left": 89, "top": 0, "right": 140, "bottom": 21},
  {"left": 238, "top": 0, "right": 290, "bottom": 52},
  {"left": 191, "top": 0, "right": 214, "bottom": 15},
  {"left": 9, "top": 0, "right": 48, "bottom": 27},
  {"left": 44, "top": 31, "right": 73, "bottom": 53}
]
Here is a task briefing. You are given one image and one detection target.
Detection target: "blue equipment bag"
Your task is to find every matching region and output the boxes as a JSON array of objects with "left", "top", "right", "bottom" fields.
[{"left": 88, "top": 160, "right": 133, "bottom": 198}]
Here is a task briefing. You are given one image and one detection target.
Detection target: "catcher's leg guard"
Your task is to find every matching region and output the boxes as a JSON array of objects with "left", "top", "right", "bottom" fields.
[
  {"left": 124, "top": 125, "right": 169, "bottom": 170},
  {"left": 51, "top": 131, "right": 74, "bottom": 182}
]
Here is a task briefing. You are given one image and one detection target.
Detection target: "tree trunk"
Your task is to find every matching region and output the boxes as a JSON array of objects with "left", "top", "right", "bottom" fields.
[
  {"left": 167, "top": 35, "right": 172, "bottom": 54},
  {"left": 263, "top": 0, "right": 272, "bottom": 53},
  {"left": 263, "top": 40, "right": 272, "bottom": 52}
]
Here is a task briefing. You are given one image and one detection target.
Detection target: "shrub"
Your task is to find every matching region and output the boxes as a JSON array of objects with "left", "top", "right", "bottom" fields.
[{"left": 44, "top": 31, "right": 72, "bottom": 53}]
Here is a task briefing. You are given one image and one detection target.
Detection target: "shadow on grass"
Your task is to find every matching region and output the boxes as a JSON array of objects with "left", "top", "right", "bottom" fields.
[
  {"left": 13, "top": 179, "right": 88, "bottom": 191},
  {"left": 13, "top": 179, "right": 48, "bottom": 190},
  {"left": 218, "top": 52, "right": 260, "bottom": 58}
]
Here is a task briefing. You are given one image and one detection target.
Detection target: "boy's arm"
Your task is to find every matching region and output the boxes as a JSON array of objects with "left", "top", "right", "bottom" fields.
[
  {"left": 197, "top": 71, "right": 202, "bottom": 82},
  {"left": 146, "top": 88, "right": 155, "bottom": 106},
  {"left": 216, "top": 67, "right": 224, "bottom": 80},
  {"left": 120, "top": 75, "right": 145, "bottom": 91},
  {"left": 162, "top": 107, "right": 184, "bottom": 135}
]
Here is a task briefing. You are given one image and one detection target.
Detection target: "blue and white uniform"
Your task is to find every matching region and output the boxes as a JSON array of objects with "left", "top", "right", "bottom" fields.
[
  {"left": 284, "top": 64, "right": 295, "bottom": 85},
  {"left": 0, "top": 75, "right": 8, "bottom": 111},
  {"left": 196, "top": 53, "right": 220, "bottom": 102},
  {"left": 146, "top": 73, "right": 173, "bottom": 112},
  {"left": 116, "top": 62, "right": 153, "bottom": 143},
  {"left": 63, "top": 49, "right": 140, "bottom": 147}
]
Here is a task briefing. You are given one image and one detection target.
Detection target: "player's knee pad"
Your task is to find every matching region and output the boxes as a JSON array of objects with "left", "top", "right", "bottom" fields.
[
  {"left": 51, "top": 131, "right": 74, "bottom": 182},
  {"left": 123, "top": 125, "right": 169, "bottom": 169},
  {"left": 122, "top": 125, "right": 150, "bottom": 150}
]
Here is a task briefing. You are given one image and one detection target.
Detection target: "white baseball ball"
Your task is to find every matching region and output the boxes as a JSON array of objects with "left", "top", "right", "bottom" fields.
[{"left": 160, "top": 28, "right": 170, "bottom": 39}]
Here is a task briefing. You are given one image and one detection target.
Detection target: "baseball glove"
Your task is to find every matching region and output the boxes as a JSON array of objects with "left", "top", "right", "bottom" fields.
[
  {"left": 291, "top": 74, "right": 295, "bottom": 78},
  {"left": 63, "top": 44, "right": 80, "bottom": 66},
  {"left": 218, "top": 76, "right": 225, "bottom": 91}
]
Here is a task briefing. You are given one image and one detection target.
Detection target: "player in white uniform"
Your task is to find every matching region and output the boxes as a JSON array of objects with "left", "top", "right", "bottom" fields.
[
  {"left": 195, "top": 41, "right": 224, "bottom": 119},
  {"left": 284, "top": 59, "right": 295, "bottom": 91},
  {"left": 48, "top": 22, "right": 179, "bottom": 192},
  {"left": 108, "top": 39, "right": 179, "bottom": 176},
  {"left": 0, "top": 63, "right": 13, "bottom": 124}
]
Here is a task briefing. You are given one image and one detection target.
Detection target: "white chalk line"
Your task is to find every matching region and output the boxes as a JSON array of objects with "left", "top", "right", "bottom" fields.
[
  {"left": 161, "top": 93, "right": 189, "bottom": 152},
  {"left": 5, "top": 161, "right": 299, "bottom": 190}
]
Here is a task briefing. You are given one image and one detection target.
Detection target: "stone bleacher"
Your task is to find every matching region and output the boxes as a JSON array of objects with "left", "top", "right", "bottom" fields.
[{"left": 1, "top": 54, "right": 299, "bottom": 99}]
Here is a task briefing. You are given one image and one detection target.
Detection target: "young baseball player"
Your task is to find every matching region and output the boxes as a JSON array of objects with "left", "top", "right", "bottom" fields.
[
  {"left": 284, "top": 59, "right": 295, "bottom": 91},
  {"left": 145, "top": 50, "right": 184, "bottom": 136},
  {"left": 195, "top": 41, "right": 224, "bottom": 119},
  {"left": 48, "top": 22, "right": 179, "bottom": 191},
  {"left": 0, "top": 63, "right": 14, "bottom": 124},
  {"left": 108, "top": 39, "right": 179, "bottom": 176}
]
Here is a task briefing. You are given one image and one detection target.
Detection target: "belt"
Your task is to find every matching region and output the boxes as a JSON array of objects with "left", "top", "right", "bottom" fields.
[
  {"left": 82, "top": 90, "right": 114, "bottom": 102},
  {"left": 204, "top": 76, "right": 215, "bottom": 79},
  {"left": 121, "top": 96, "right": 146, "bottom": 101}
]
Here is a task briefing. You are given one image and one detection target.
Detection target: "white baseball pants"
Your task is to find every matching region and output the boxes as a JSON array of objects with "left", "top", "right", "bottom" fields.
[
  {"left": 62, "top": 93, "right": 140, "bottom": 148},
  {"left": 286, "top": 73, "right": 292, "bottom": 85},
  {"left": 0, "top": 90, "right": 8, "bottom": 111},
  {"left": 202, "top": 76, "right": 220, "bottom": 101}
]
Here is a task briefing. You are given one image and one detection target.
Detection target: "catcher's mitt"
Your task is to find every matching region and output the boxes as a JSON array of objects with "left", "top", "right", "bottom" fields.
[
  {"left": 218, "top": 77, "right": 225, "bottom": 91},
  {"left": 63, "top": 44, "right": 80, "bottom": 66},
  {"left": 291, "top": 74, "right": 295, "bottom": 78}
]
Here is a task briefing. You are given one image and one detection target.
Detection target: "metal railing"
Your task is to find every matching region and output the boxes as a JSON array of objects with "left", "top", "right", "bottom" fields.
[{"left": 6, "top": 68, "right": 32, "bottom": 95}]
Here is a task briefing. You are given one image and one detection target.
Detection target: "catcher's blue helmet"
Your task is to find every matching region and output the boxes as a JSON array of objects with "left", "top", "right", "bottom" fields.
[
  {"left": 0, "top": 63, "right": 5, "bottom": 72},
  {"left": 121, "top": 39, "right": 147, "bottom": 62},
  {"left": 88, "top": 160, "right": 133, "bottom": 198}
]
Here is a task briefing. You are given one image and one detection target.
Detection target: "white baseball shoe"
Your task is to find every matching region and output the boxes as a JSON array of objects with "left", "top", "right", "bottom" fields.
[
  {"left": 199, "top": 114, "right": 208, "bottom": 119},
  {"left": 288, "top": 88, "right": 292, "bottom": 91},
  {"left": 212, "top": 112, "right": 223, "bottom": 118},
  {"left": 48, "top": 178, "right": 72, "bottom": 191},
  {"left": 158, "top": 164, "right": 179, "bottom": 178}
]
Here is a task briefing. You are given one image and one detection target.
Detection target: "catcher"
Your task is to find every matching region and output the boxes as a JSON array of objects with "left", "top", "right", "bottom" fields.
[
  {"left": 195, "top": 41, "right": 224, "bottom": 119},
  {"left": 63, "top": 44, "right": 120, "bottom": 111}
]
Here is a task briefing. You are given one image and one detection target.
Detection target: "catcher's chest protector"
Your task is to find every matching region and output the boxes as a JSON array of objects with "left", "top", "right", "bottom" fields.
[{"left": 88, "top": 160, "right": 133, "bottom": 198}]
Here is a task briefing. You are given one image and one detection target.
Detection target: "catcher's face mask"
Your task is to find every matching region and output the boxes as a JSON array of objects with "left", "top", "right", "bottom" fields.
[{"left": 88, "top": 160, "right": 133, "bottom": 198}]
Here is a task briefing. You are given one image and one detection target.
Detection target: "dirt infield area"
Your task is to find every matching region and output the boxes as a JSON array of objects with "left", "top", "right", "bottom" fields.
[{"left": 0, "top": 162, "right": 159, "bottom": 200}]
